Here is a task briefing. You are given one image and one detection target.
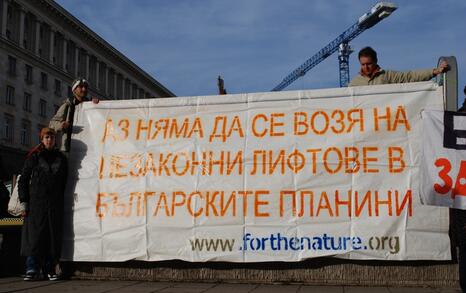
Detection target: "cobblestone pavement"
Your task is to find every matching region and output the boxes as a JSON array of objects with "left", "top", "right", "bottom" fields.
[{"left": 0, "top": 277, "right": 462, "bottom": 293}]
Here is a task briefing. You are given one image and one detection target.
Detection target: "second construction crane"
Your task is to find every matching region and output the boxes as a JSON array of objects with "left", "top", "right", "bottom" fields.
[{"left": 272, "top": 2, "right": 397, "bottom": 91}]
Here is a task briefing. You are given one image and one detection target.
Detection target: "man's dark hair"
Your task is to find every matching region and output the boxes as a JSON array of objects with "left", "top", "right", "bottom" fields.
[{"left": 358, "top": 46, "right": 378, "bottom": 63}]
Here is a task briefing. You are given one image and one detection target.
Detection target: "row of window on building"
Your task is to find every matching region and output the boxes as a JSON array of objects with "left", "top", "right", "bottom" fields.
[
  {"left": 5, "top": 2, "right": 151, "bottom": 100},
  {"left": 3, "top": 113, "right": 45, "bottom": 147},
  {"left": 7, "top": 55, "right": 70, "bottom": 96},
  {"left": 5, "top": 85, "right": 56, "bottom": 116}
]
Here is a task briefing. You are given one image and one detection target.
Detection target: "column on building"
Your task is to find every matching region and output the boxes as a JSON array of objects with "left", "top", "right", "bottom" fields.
[
  {"left": 95, "top": 60, "right": 100, "bottom": 91},
  {"left": 113, "top": 70, "right": 117, "bottom": 98},
  {"left": 132, "top": 84, "right": 137, "bottom": 100},
  {"left": 1, "top": 0, "right": 7, "bottom": 37},
  {"left": 62, "top": 38, "right": 67, "bottom": 71},
  {"left": 74, "top": 46, "right": 79, "bottom": 77},
  {"left": 49, "top": 29, "right": 54, "bottom": 64},
  {"left": 104, "top": 65, "right": 109, "bottom": 95},
  {"left": 19, "top": 8, "right": 25, "bottom": 48},
  {"left": 128, "top": 80, "right": 133, "bottom": 100},
  {"left": 121, "top": 76, "right": 126, "bottom": 99},
  {"left": 85, "top": 52, "right": 89, "bottom": 79},
  {"left": 34, "top": 19, "right": 40, "bottom": 55}
]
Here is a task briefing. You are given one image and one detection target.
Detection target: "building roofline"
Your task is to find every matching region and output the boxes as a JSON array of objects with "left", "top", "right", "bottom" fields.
[{"left": 43, "top": 0, "right": 176, "bottom": 97}]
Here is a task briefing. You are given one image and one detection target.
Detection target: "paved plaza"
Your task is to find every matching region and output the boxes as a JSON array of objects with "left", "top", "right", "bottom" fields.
[{"left": 0, "top": 278, "right": 462, "bottom": 293}]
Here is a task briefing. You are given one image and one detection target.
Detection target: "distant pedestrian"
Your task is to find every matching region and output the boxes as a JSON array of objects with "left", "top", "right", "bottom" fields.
[
  {"left": 18, "top": 128, "right": 67, "bottom": 281},
  {"left": 0, "top": 155, "right": 9, "bottom": 218},
  {"left": 349, "top": 46, "right": 449, "bottom": 86},
  {"left": 49, "top": 78, "right": 99, "bottom": 152}
]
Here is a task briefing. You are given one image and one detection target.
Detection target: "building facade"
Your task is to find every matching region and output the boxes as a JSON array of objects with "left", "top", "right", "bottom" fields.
[{"left": 0, "top": 0, "right": 175, "bottom": 179}]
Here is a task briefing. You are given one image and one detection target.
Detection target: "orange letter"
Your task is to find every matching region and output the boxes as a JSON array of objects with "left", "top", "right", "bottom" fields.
[{"left": 434, "top": 158, "right": 452, "bottom": 194}]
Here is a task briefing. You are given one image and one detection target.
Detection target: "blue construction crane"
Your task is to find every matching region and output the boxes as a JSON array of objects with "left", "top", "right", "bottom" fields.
[{"left": 272, "top": 2, "right": 397, "bottom": 91}]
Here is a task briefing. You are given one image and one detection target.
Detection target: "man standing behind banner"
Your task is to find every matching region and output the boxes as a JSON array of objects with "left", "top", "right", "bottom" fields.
[
  {"left": 49, "top": 78, "right": 99, "bottom": 152},
  {"left": 348, "top": 46, "right": 449, "bottom": 86},
  {"left": 459, "top": 86, "right": 466, "bottom": 112},
  {"left": 455, "top": 85, "right": 466, "bottom": 293}
]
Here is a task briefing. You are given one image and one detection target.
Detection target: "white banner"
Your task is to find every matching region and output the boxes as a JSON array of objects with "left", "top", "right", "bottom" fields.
[
  {"left": 62, "top": 82, "right": 450, "bottom": 262},
  {"left": 421, "top": 110, "right": 466, "bottom": 209}
]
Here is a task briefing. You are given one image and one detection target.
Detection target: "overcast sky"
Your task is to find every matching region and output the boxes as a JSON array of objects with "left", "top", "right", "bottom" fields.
[{"left": 56, "top": 0, "right": 466, "bottom": 104}]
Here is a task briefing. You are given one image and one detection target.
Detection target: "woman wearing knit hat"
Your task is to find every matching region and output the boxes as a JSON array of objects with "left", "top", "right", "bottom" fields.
[
  {"left": 49, "top": 77, "right": 99, "bottom": 152},
  {"left": 18, "top": 127, "right": 68, "bottom": 281}
]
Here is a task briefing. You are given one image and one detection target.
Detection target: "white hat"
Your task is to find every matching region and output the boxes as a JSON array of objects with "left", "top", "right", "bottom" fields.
[{"left": 71, "top": 78, "right": 89, "bottom": 92}]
